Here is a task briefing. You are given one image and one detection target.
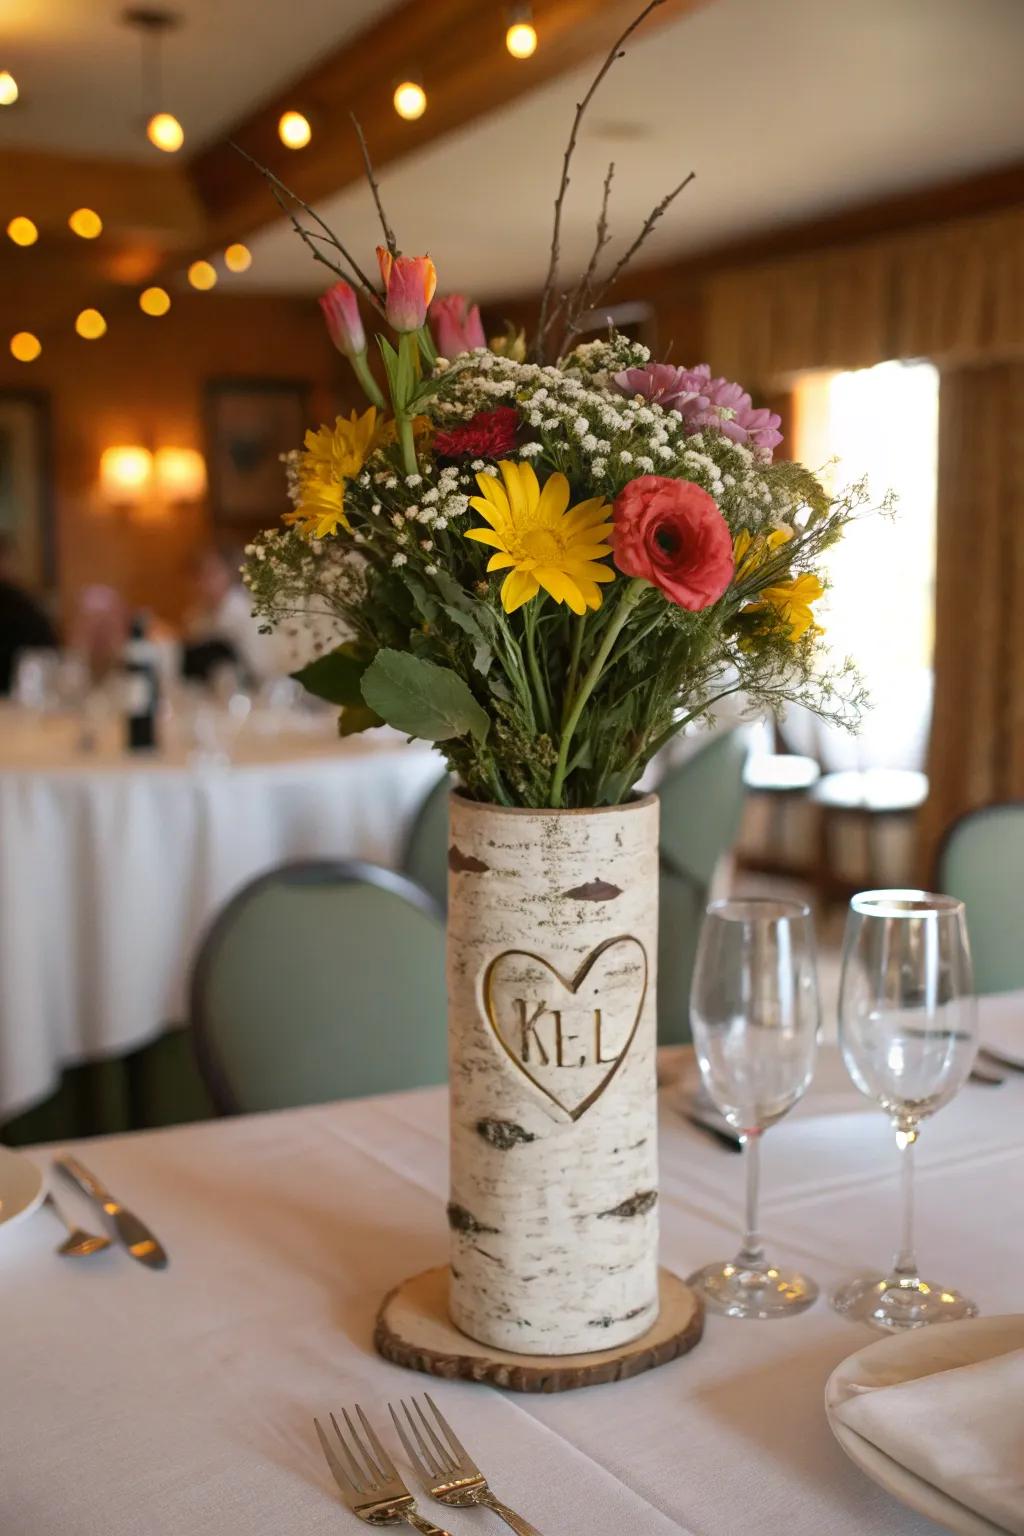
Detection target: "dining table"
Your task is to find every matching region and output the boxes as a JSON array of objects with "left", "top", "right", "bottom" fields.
[
  {"left": 0, "top": 703, "right": 442, "bottom": 1123},
  {"left": 4, "top": 991, "right": 1022, "bottom": 1536}
]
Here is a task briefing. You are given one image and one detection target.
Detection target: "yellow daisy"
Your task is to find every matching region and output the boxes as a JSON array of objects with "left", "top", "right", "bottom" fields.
[
  {"left": 746, "top": 571, "right": 825, "bottom": 642},
  {"left": 464, "top": 460, "right": 614, "bottom": 615},
  {"left": 283, "top": 407, "right": 378, "bottom": 538}
]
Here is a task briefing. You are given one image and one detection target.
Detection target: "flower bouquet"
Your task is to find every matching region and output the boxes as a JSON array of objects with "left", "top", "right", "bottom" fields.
[{"left": 244, "top": 3, "right": 875, "bottom": 1362}]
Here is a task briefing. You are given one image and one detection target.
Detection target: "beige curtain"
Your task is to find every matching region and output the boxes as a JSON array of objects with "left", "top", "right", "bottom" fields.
[
  {"left": 919, "top": 362, "right": 1024, "bottom": 873},
  {"left": 705, "top": 207, "right": 1024, "bottom": 384}
]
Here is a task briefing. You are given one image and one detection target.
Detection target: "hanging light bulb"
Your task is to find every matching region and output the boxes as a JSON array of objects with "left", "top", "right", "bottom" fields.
[
  {"left": 147, "top": 110, "right": 184, "bottom": 152},
  {"left": 124, "top": 8, "right": 185, "bottom": 153},
  {"left": 187, "top": 260, "right": 217, "bottom": 291},
  {"left": 278, "top": 110, "right": 311, "bottom": 149},
  {"left": 0, "top": 71, "right": 18, "bottom": 106},
  {"left": 224, "top": 243, "right": 252, "bottom": 272},
  {"left": 393, "top": 79, "right": 427, "bottom": 121},
  {"left": 75, "top": 309, "right": 108, "bottom": 340},
  {"left": 505, "top": 5, "right": 538, "bottom": 58},
  {"left": 139, "top": 286, "right": 171, "bottom": 316},
  {"left": 10, "top": 332, "right": 41, "bottom": 363},
  {"left": 69, "top": 208, "right": 103, "bottom": 239},
  {"left": 6, "top": 216, "right": 38, "bottom": 247}
]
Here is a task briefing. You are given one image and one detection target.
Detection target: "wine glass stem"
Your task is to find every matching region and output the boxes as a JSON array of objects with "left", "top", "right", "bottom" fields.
[
  {"left": 891, "top": 1125, "right": 920, "bottom": 1283},
  {"left": 737, "top": 1129, "right": 765, "bottom": 1267}
]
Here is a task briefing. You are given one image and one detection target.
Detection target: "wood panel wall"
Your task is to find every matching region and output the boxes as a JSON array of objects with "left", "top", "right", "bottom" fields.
[{"left": 0, "top": 292, "right": 343, "bottom": 624}]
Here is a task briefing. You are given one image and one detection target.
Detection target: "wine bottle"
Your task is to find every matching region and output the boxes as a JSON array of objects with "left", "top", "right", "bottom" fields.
[{"left": 122, "top": 612, "right": 159, "bottom": 752}]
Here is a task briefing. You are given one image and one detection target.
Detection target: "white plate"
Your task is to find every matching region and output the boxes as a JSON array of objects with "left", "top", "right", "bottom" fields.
[
  {"left": 825, "top": 1315, "right": 1024, "bottom": 1536},
  {"left": 0, "top": 1145, "right": 44, "bottom": 1235}
]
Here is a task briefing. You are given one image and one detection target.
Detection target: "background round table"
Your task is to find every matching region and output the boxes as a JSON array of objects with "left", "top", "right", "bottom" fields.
[{"left": 0, "top": 705, "right": 443, "bottom": 1126}]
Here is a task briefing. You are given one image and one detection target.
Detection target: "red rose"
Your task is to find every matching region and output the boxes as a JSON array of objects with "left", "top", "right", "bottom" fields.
[
  {"left": 612, "top": 475, "right": 733, "bottom": 611},
  {"left": 434, "top": 407, "right": 519, "bottom": 459}
]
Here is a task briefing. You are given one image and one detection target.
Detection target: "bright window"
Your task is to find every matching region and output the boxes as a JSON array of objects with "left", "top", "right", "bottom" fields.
[{"left": 791, "top": 359, "right": 939, "bottom": 768}]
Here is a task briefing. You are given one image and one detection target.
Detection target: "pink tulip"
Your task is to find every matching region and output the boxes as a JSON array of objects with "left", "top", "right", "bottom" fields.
[
  {"left": 319, "top": 281, "right": 365, "bottom": 357},
  {"left": 377, "top": 247, "right": 437, "bottom": 333},
  {"left": 430, "top": 294, "right": 486, "bottom": 356}
]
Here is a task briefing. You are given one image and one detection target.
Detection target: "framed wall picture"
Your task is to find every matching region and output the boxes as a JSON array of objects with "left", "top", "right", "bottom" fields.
[
  {"left": 206, "top": 378, "right": 309, "bottom": 531},
  {"left": 0, "top": 390, "right": 54, "bottom": 592},
  {"left": 575, "top": 300, "right": 657, "bottom": 352}
]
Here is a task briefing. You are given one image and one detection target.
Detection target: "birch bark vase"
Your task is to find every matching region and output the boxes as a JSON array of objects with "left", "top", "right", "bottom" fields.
[{"left": 447, "top": 791, "right": 660, "bottom": 1356}]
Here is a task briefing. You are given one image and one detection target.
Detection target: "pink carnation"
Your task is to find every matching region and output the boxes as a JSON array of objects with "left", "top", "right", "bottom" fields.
[{"left": 614, "top": 361, "right": 783, "bottom": 461}]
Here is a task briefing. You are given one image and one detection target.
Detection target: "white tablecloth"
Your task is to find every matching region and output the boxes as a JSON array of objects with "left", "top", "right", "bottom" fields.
[
  {"left": 0, "top": 713, "right": 442, "bottom": 1120},
  {"left": 4, "top": 995, "right": 1023, "bottom": 1536}
]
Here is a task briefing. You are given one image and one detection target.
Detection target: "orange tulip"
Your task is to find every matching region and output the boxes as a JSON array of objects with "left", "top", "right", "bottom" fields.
[{"left": 376, "top": 246, "right": 437, "bottom": 332}]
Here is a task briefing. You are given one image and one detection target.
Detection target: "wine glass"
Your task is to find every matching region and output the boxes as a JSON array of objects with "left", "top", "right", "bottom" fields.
[
  {"left": 687, "top": 897, "right": 821, "bottom": 1319},
  {"left": 832, "top": 889, "right": 978, "bottom": 1331}
]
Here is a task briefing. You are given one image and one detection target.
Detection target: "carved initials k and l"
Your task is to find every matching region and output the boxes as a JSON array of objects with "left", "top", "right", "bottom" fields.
[{"left": 515, "top": 999, "right": 620, "bottom": 1068}]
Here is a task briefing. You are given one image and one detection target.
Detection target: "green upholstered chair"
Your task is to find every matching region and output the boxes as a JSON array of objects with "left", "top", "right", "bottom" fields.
[
  {"left": 937, "top": 805, "right": 1024, "bottom": 995},
  {"left": 190, "top": 861, "right": 447, "bottom": 1114},
  {"left": 657, "top": 729, "right": 749, "bottom": 1043},
  {"left": 401, "top": 771, "right": 451, "bottom": 912}
]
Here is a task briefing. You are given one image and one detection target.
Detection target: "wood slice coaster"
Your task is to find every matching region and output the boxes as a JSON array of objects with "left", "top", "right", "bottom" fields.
[{"left": 374, "top": 1266, "right": 703, "bottom": 1393}]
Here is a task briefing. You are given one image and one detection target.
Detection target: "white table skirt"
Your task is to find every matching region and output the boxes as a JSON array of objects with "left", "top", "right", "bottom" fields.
[
  {"left": 4, "top": 995, "right": 1023, "bottom": 1536},
  {"left": 0, "top": 732, "right": 442, "bottom": 1120}
]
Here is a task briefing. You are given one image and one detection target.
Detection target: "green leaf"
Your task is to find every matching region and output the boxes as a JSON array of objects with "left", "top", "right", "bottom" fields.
[
  {"left": 360, "top": 648, "right": 490, "bottom": 744},
  {"left": 338, "top": 703, "right": 383, "bottom": 737},
  {"left": 292, "top": 643, "right": 370, "bottom": 707}
]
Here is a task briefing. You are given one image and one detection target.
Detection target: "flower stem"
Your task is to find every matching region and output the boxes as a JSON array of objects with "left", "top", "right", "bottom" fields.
[
  {"left": 349, "top": 349, "right": 386, "bottom": 409},
  {"left": 397, "top": 414, "right": 418, "bottom": 478},
  {"left": 548, "top": 579, "right": 646, "bottom": 807},
  {"left": 563, "top": 614, "right": 586, "bottom": 726},
  {"left": 523, "top": 602, "right": 552, "bottom": 734}
]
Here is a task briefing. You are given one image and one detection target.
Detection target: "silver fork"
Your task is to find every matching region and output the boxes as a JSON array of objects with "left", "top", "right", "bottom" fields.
[
  {"left": 314, "top": 1405, "right": 453, "bottom": 1535},
  {"left": 390, "top": 1394, "right": 544, "bottom": 1536}
]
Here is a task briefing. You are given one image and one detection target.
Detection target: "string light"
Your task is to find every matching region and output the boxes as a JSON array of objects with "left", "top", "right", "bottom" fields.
[
  {"left": 0, "top": 71, "right": 18, "bottom": 106},
  {"left": 147, "top": 110, "right": 184, "bottom": 152},
  {"left": 393, "top": 80, "right": 427, "bottom": 120},
  {"left": 224, "top": 243, "right": 252, "bottom": 273},
  {"left": 75, "top": 309, "right": 107, "bottom": 340},
  {"left": 139, "top": 286, "right": 171, "bottom": 316},
  {"left": 506, "top": 20, "right": 538, "bottom": 57},
  {"left": 69, "top": 208, "right": 103, "bottom": 239},
  {"left": 187, "top": 260, "right": 217, "bottom": 290},
  {"left": 7, "top": 216, "right": 38, "bottom": 247},
  {"left": 278, "top": 110, "right": 311, "bottom": 149},
  {"left": 10, "top": 332, "right": 41, "bottom": 363}
]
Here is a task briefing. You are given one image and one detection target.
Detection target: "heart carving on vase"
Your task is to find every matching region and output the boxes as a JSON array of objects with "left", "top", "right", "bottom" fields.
[{"left": 482, "top": 934, "right": 649, "bottom": 1121}]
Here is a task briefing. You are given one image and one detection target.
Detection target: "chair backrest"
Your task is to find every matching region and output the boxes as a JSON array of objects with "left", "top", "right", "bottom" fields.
[
  {"left": 936, "top": 804, "right": 1024, "bottom": 994},
  {"left": 658, "top": 728, "right": 749, "bottom": 887},
  {"left": 657, "top": 859, "right": 705, "bottom": 1045},
  {"left": 401, "top": 771, "right": 451, "bottom": 911},
  {"left": 191, "top": 860, "right": 447, "bottom": 1114}
]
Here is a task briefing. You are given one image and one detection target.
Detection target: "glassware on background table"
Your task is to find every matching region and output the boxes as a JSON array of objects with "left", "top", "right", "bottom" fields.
[
  {"left": 832, "top": 889, "right": 979, "bottom": 1331},
  {"left": 687, "top": 897, "right": 821, "bottom": 1319}
]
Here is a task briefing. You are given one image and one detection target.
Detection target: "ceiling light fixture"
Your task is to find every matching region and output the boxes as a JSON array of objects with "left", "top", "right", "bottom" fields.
[
  {"left": 187, "top": 260, "right": 217, "bottom": 290},
  {"left": 224, "top": 243, "right": 252, "bottom": 272},
  {"left": 10, "top": 332, "right": 41, "bottom": 363},
  {"left": 69, "top": 208, "right": 103, "bottom": 239},
  {"left": 123, "top": 7, "right": 185, "bottom": 153},
  {"left": 505, "top": 5, "right": 538, "bottom": 58},
  {"left": 6, "top": 216, "right": 38, "bottom": 247},
  {"left": 0, "top": 71, "right": 18, "bottom": 106},
  {"left": 139, "top": 286, "right": 171, "bottom": 315},
  {"left": 393, "top": 78, "right": 427, "bottom": 121},
  {"left": 278, "top": 110, "right": 311, "bottom": 149}
]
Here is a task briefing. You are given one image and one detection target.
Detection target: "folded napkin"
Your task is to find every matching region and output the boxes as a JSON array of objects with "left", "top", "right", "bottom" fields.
[{"left": 835, "top": 1337, "right": 1024, "bottom": 1534}]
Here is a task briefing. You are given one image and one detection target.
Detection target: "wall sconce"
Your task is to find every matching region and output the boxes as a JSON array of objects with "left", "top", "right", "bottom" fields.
[
  {"left": 100, "top": 445, "right": 153, "bottom": 504},
  {"left": 154, "top": 446, "right": 206, "bottom": 501}
]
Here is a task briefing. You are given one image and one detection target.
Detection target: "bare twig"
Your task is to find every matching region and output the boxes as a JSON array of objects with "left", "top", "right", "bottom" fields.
[
  {"left": 230, "top": 141, "right": 384, "bottom": 309},
  {"left": 554, "top": 160, "right": 615, "bottom": 348},
  {"left": 533, "top": 0, "right": 667, "bottom": 359},
  {"left": 350, "top": 113, "right": 398, "bottom": 257},
  {"left": 579, "top": 169, "right": 695, "bottom": 325}
]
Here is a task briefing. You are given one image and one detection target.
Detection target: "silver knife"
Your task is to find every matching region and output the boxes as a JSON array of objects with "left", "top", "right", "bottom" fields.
[{"left": 56, "top": 1156, "right": 168, "bottom": 1269}]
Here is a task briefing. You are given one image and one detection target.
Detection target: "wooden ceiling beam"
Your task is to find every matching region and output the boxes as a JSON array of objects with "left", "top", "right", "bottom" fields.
[{"left": 188, "top": 0, "right": 701, "bottom": 246}]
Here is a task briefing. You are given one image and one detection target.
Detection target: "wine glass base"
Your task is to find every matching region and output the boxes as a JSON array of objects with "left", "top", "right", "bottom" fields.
[
  {"left": 687, "top": 1259, "right": 819, "bottom": 1319},
  {"left": 831, "top": 1273, "right": 978, "bottom": 1332}
]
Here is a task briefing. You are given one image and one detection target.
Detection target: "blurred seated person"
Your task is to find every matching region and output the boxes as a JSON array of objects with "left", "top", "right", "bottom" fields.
[
  {"left": 0, "top": 531, "right": 57, "bottom": 695},
  {"left": 69, "top": 585, "right": 129, "bottom": 682},
  {"left": 183, "top": 547, "right": 285, "bottom": 687}
]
